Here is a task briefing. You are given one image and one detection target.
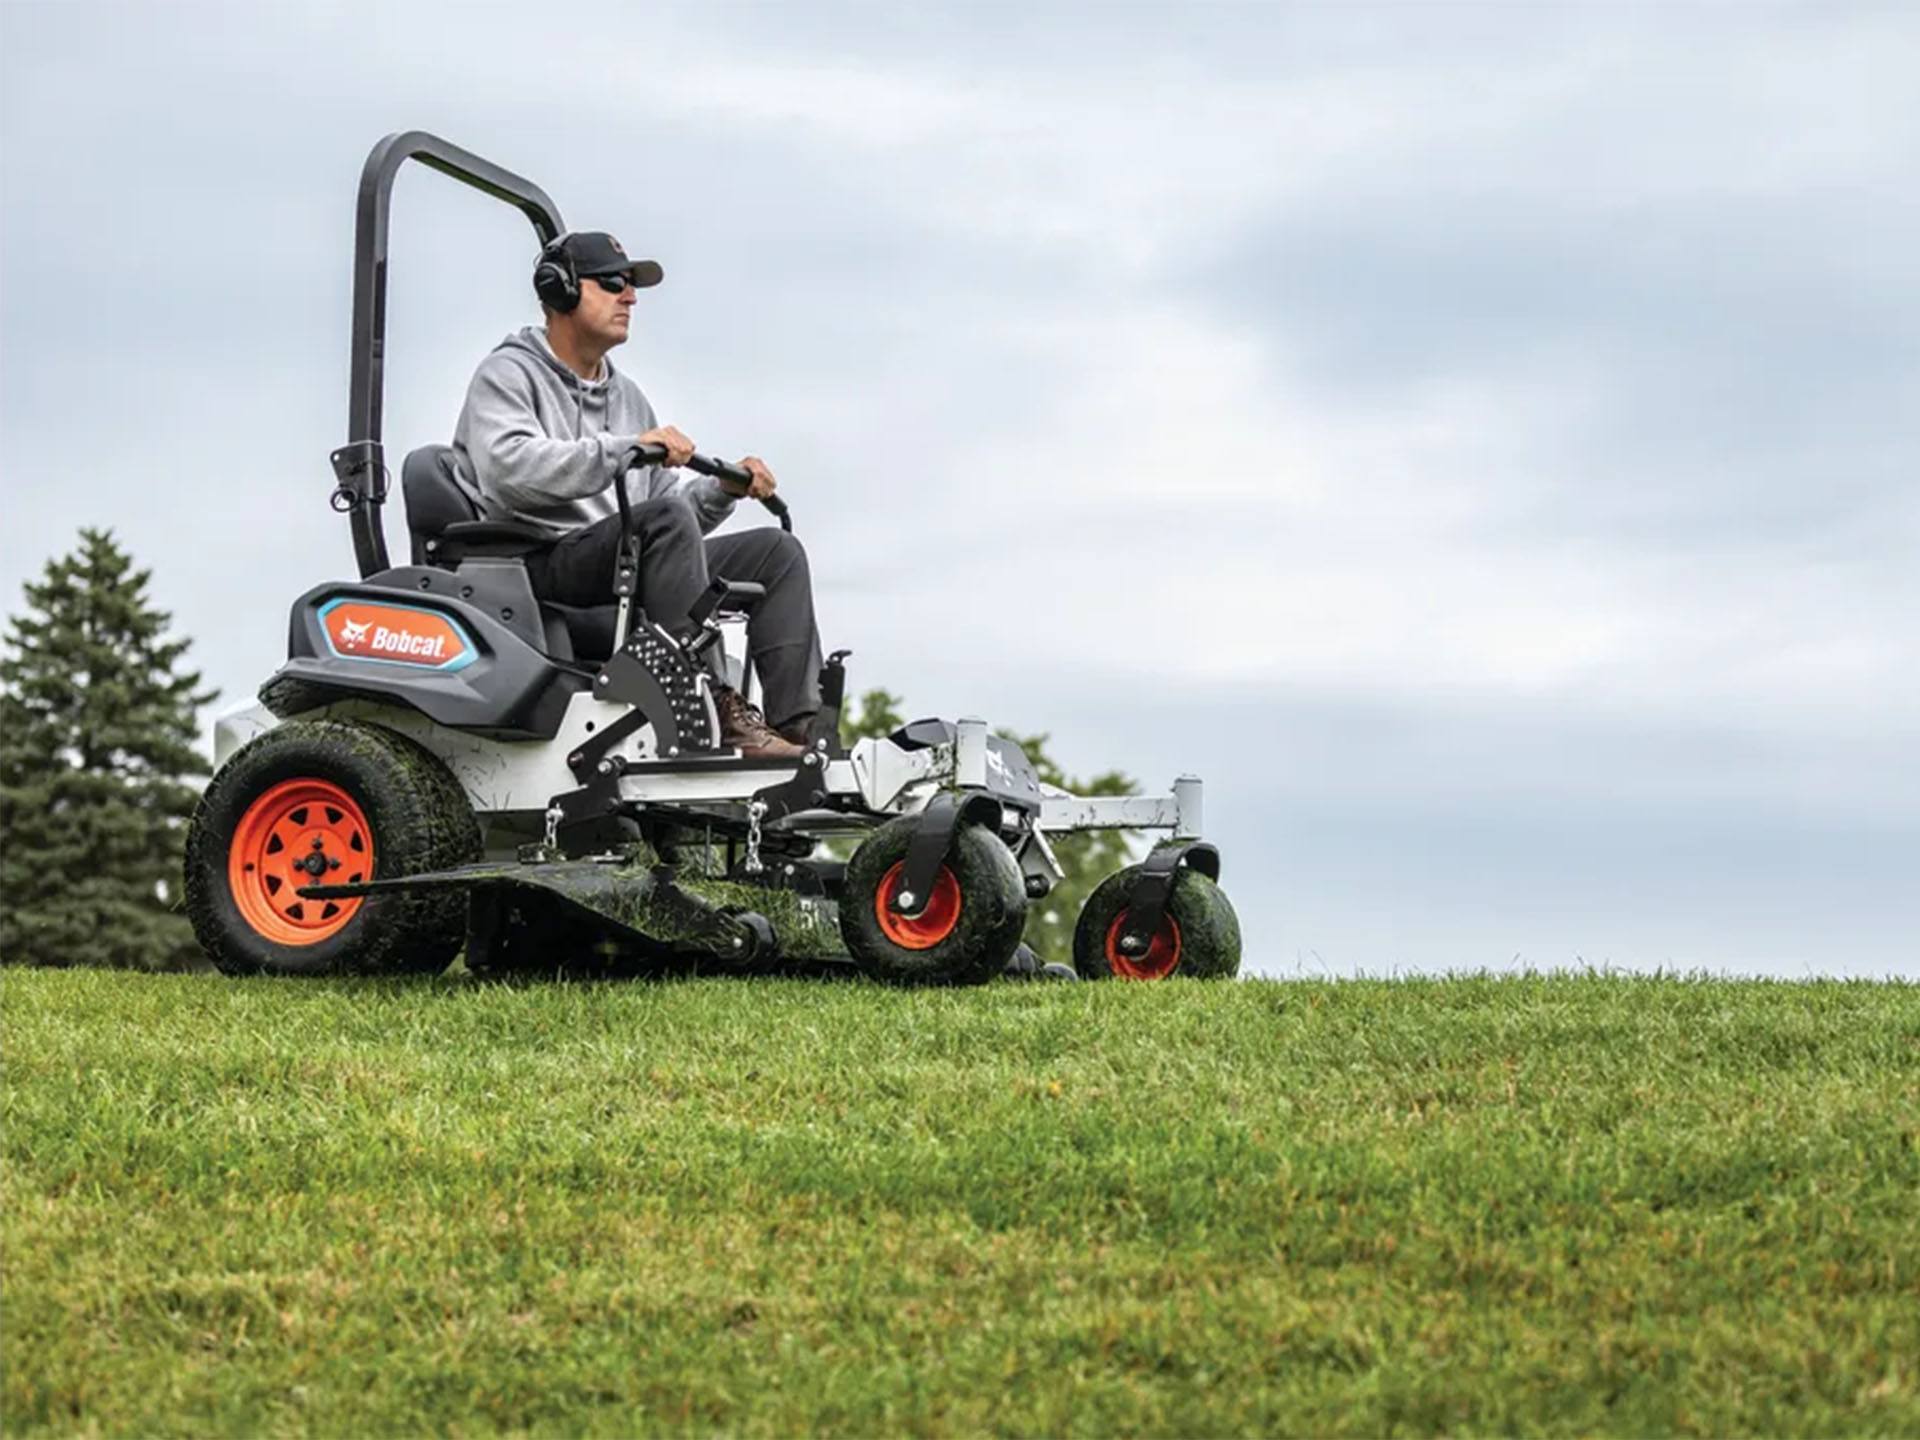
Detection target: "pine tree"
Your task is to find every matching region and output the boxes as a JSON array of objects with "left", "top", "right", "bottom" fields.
[
  {"left": 0, "top": 529, "right": 217, "bottom": 969},
  {"left": 840, "top": 688, "right": 1140, "bottom": 964}
]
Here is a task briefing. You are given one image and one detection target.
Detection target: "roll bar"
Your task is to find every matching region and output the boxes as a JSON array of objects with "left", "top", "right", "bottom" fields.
[{"left": 329, "top": 131, "right": 566, "bottom": 578}]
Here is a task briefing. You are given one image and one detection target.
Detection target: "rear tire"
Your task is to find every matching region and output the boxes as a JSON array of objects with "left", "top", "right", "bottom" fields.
[
  {"left": 184, "top": 719, "right": 480, "bottom": 977},
  {"left": 841, "top": 814, "right": 1027, "bottom": 986},
  {"left": 1073, "top": 863, "right": 1242, "bottom": 980}
]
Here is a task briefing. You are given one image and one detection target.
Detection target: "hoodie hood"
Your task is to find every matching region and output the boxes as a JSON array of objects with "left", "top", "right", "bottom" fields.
[{"left": 497, "top": 325, "right": 615, "bottom": 390}]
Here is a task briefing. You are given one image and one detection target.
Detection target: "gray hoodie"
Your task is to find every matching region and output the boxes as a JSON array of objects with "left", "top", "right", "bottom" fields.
[{"left": 450, "top": 326, "right": 737, "bottom": 537}]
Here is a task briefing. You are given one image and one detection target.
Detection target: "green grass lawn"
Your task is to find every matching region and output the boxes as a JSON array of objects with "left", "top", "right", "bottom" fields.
[{"left": 3, "top": 968, "right": 1916, "bottom": 1437}]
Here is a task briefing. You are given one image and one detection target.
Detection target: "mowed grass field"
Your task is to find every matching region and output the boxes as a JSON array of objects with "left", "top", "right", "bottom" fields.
[{"left": 4, "top": 968, "right": 1917, "bottom": 1437}]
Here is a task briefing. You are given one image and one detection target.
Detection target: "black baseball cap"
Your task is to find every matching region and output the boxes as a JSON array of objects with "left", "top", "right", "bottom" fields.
[{"left": 554, "top": 231, "right": 663, "bottom": 288}]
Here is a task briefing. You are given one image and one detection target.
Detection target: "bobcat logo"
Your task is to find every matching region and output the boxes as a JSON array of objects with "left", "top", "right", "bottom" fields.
[{"left": 321, "top": 601, "right": 466, "bottom": 667}]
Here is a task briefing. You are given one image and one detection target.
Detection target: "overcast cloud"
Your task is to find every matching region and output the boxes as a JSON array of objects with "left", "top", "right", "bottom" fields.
[{"left": 3, "top": 2, "right": 1915, "bottom": 976}]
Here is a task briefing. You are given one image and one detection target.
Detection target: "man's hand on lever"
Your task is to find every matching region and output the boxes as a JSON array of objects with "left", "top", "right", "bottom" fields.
[
  {"left": 727, "top": 456, "right": 778, "bottom": 501},
  {"left": 637, "top": 432, "right": 785, "bottom": 514},
  {"left": 637, "top": 425, "right": 696, "bottom": 467}
]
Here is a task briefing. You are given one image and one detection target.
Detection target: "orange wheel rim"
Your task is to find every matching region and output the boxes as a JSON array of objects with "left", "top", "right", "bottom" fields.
[
  {"left": 1105, "top": 909, "right": 1182, "bottom": 980},
  {"left": 226, "top": 778, "right": 373, "bottom": 946},
  {"left": 875, "top": 860, "right": 963, "bottom": 950}
]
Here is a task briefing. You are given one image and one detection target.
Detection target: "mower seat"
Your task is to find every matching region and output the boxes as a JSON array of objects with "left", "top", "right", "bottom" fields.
[{"left": 402, "top": 445, "right": 623, "bottom": 663}]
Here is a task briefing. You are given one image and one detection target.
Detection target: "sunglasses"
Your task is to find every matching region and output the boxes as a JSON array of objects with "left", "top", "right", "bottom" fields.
[{"left": 588, "top": 272, "right": 638, "bottom": 295}]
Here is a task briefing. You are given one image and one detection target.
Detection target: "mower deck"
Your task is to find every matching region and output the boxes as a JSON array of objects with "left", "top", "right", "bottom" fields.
[{"left": 305, "top": 845, "right": 852, "bottom": 977}]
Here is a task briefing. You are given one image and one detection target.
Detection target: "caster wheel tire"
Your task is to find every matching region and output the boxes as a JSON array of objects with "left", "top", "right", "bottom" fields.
[
  {"left": 842, "top": 813, "right": 1028, "bottom": 986},
  {"left": 1073, "top": 863, "right": 1242, "bottom": 980},
  {"left": 184, "top": 719, "right": 481, "bottom": 977},
  {"left": 1001, "top": 943, "right": 1081, "bottom": 982}
]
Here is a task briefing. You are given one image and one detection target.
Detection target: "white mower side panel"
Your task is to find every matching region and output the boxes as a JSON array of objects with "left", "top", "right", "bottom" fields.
[
  {"left": 212, "top": 700, "right": 281, "bottom": 766},
  {"left": 315, "top": 693, "right": 631, "bottom": 819}
]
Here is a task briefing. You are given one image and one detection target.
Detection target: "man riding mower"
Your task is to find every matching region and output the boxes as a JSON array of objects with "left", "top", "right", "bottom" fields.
[
  {"left": 454, "top": 227, "right": 818, "bottom": 762},
  {"left": 182, "top": 131, "right": 1243, "bottom": 987}
]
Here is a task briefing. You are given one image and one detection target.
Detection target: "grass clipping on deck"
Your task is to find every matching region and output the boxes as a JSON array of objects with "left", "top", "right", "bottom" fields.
[{"left": 3, "top": 969, "right": 1917, "bottom": 1436}]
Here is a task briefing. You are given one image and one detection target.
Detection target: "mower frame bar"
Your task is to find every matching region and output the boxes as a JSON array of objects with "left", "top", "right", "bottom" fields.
[
  {"left": 1037, "top": 778, "right": 1203, "bottom": 838},
  {"left": 339, "top": 131, "right": 566, "bottom": 579}
]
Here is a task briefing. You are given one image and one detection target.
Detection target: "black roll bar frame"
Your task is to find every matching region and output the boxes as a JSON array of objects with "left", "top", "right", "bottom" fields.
[{"left": 330, "top": 131, "right": 565, "bottom": 578}]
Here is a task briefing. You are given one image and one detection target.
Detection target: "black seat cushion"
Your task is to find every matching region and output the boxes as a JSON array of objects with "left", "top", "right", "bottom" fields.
[
  {"left": 436, "top": 519, "right": 555, "bottom": 558},
  {"left": 401, "top": 445, "right": 489, "bottom": 564},
  {"left": 401, "top": 444, "right": 622, "bottom": 663}
]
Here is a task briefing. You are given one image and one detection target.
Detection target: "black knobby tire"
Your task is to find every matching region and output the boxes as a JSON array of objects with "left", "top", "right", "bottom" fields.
[
  {"left": 1073, "top": 863, "right": 1242, "bottom": 980},
  {"left": 184, "top": 719, "right": 481, "bottom": 977},
  {"left": 841, "top": 813, "right": 1028, "bottom": 986}
]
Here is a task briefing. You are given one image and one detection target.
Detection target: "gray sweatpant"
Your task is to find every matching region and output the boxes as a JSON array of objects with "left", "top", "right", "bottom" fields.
[{"left": 528, "top": 498, "right": 823, "bottom": 729}]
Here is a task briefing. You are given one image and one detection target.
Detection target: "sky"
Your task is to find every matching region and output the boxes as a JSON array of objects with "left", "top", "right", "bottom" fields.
[{"left": 3, "top": 2, "right": 1915, "bottom": 977}]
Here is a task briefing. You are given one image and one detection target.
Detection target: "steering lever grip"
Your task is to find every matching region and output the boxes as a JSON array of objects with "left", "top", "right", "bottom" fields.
[
  {"left": 626, "top": 445, "right": 792, "bottom": 532},
  {"left": 687, "top": 452, "right": 751, "bottom": 486},
  {"left": 688, "top": 452, "right": 794, "bottom": 532}
]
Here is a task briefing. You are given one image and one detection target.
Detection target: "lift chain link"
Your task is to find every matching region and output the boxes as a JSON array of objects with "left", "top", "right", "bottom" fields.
[{"left": 744, "top": 800, "right": 767, "bottom": 875}]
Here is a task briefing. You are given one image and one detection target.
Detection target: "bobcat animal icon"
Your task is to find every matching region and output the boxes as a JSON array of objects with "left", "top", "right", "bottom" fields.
[{"left": 339, "top": 617, "right": 372, "bottom": 646}]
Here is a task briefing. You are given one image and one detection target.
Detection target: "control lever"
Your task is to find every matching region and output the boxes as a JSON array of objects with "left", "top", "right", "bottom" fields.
[
  {"left": 687, "top": 453, "right": 793, "bottom": 532},
  {"left": 686, "top": 577, "right": 766, "bottom": 658},
  {"left": 612, "top": 443, "right": 786, "bottom": 653},
  {"left": 624, "top": 444, "right": 793, "bottom": 531},
  {"left": 688, "top": 577, "right": 766, "bottom": 628},
  {"left": 610, "top": 443, "right": 673, "bottom": 651}
]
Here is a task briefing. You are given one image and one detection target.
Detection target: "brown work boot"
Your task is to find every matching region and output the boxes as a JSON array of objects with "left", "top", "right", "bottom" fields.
[
  {"left": 714, "top": 687, "right": 803, "bottom": 761},
  {"left": 777, "top": 714, "right": 823, "bottom": 749}
]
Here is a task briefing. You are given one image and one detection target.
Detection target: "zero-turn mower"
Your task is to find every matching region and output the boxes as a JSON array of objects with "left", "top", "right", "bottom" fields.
[{"left": 184, "top": 132, "right": 1242, "bottom": 986}]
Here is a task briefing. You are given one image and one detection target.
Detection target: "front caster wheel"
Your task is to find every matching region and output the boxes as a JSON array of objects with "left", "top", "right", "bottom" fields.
[
  {"left": 841, "top": 814, "right": 1028, "bottom": 986},
  {"left": 1073, "top": 864, "right": 1242, "bottom": 980}
]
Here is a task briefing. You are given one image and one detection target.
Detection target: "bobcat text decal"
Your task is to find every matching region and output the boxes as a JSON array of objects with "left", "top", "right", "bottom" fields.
[{"left": 317, "top": 599, "right": 477, "bottom": 672}]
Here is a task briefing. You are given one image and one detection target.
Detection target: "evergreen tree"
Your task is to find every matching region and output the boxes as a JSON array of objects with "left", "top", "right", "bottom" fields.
[
  {"left": 0, "top": 529, "right": 217, "bottom": 969},
  {"left": 840, "top": 688, "right": 1140, "bottom": 964}
]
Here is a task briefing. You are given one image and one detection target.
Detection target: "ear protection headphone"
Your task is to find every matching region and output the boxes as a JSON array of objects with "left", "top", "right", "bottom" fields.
[{"left": 532, "top": 232, "right": 580, "bottom": 314}]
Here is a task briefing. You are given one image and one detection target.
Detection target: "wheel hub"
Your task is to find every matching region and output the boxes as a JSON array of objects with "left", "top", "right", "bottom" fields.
[
  {"left": 1105, "top": 909, "right": 1182, "bottom": 980},
  {"left": 875, "top": 860, "right": 963, "bottom": 950},
  {"left": 296, "top": 838, "right": 343, "bottom": 878},
  {"left": 226, "top": 779, "right": 373, "bottom": 946}
]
